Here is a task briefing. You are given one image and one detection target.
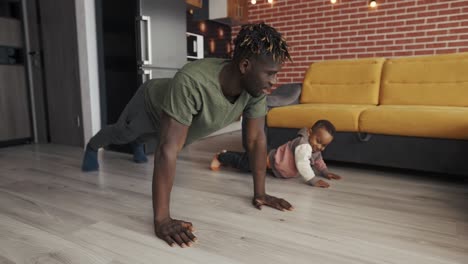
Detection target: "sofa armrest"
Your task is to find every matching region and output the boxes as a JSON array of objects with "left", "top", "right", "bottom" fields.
[{"left": 267, "top": 83, "right": 302, "bottom": 108}]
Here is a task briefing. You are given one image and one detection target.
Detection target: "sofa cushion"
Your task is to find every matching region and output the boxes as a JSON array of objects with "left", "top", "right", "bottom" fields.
[
  {"left": 267, "top": 104, "right": 375, "bottom": 132},
  {"left": 300, "top": 58, "right": 386, "bottom": 105},
  {"left": 267, "top": 83, "right": 302, "bottom": 107},
  {"left": 359, "top": 105, "right": 468, "bottom": 140},
  {"left": 380, "top": 52, "right": 468, "bottom": 107}
]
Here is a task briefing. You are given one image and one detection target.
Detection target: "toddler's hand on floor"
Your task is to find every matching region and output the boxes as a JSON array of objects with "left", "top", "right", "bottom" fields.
[
  {"left": 325, "top": 173, "right": 342, "bottom": 180},
  {"left": 307, "top": 179, "right": 330, "bottom": 188}
]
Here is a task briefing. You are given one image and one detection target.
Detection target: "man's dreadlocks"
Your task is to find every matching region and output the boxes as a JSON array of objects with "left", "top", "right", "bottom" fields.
[{"left": 233, "top": 22, "right": 291, "bottom": 63}]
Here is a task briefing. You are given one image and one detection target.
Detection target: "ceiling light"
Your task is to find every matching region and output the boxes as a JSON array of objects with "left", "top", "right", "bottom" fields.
[
  {"left": 251, "top": 0, "right": 256, "bottom": 4},
  {"left": 331, "top": 0, "right": 337, "bottom": 4},
  {"left": 199, "top": 22, "right": 206, "bottom": 33}
]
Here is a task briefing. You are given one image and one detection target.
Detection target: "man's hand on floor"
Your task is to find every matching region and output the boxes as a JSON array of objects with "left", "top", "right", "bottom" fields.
[
  {"left": 252, "top": 194, "right": 294, "bottom": 211},
  {"left": 154, "top": 217, "right": 197, "bottom": 248}
]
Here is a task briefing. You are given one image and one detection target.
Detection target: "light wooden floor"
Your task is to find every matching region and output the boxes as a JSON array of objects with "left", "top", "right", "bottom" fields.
[{"left": 1, "top": 131, "right": 467, "bottom": 264}]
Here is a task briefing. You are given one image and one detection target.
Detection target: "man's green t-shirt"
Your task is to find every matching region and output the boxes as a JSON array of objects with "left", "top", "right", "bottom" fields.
[{"left": 144, "top": 58, "right": 267, "bottom": 146}]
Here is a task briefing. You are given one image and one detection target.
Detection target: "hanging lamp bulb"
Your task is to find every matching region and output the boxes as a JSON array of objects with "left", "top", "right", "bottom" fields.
[{"left": 369, "top": 0, "right": 377, "bottom": 8}]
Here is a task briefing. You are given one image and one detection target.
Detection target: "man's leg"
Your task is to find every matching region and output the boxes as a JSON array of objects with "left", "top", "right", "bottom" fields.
[
  {"left": 82, "top": 86, "right": 157, "bottom": 171},
  {"left": 130, "top": 139, "right": 148, "bottom": 164}
]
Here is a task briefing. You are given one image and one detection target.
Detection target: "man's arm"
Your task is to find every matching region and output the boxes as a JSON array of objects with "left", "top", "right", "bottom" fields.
[
  {"left": 153, "top": 111, "right": 197, "bottom": 248},
  {"left": 245, "top": 116, "right": 267, "bottom": 197},
  {"left": 245, "top": 116, "right": 294, "bottom": 211}
]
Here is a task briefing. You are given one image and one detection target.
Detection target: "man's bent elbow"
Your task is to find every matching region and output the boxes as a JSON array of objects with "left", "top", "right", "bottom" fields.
[
  {"left": 246, "top": 136, "right": 266, "bottom": 152},
  {"left": 155, "top": 142, "right": 180, "bottom": 162}
]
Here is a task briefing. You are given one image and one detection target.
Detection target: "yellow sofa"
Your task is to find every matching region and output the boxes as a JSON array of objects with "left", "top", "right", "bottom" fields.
[{"left": 266, "top": 52, "right": 468, "bottom": 175}]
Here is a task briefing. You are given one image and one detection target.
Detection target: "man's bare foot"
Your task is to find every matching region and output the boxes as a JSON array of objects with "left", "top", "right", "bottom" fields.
[{"left": 210, "top": 150, "right": 226, "bottom": 171}]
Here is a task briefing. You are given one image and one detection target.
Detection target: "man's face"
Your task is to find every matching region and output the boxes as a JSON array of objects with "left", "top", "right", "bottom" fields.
[
  {"left": 308, "top": 127, "right": 333, "bottom": 152},
  {"left": 240, "top": 55, "right": 282, "bottom": 98}
]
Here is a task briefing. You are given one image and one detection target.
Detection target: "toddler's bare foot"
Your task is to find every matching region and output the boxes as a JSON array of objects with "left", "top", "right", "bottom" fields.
[{"left": 210, "top": 150, "right": 226, "bottom": 171}]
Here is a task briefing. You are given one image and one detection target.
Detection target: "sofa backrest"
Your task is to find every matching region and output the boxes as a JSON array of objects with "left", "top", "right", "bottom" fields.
[
  {"left": 380, "top": 52, "right": 468, "bottom": 107},
  {"left": 300, "top": 58, "right": 386, "bottom": 105}
]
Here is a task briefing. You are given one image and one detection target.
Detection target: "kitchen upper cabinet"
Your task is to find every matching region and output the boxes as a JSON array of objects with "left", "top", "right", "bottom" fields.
[
  {"left": 0, "top": 17, "right": 23, "bottom": 47},
  {"left": 186, "top": 0, "right": 203, "bottom": 8},
  {"left": 209, "top": 0, "right": 248, "bottom": 25},
  {"left": 0, "top": 14, "right": 32, "bottom": 144}
]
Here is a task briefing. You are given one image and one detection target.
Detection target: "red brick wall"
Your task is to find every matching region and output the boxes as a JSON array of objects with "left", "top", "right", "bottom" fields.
[{"left": 232, "top": 0, "right": 468, "bottom": 84}]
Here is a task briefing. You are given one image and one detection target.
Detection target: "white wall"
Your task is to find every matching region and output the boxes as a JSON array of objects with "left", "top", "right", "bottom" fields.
[{"left": 75, "top": 0, "right": 101, "bottom": 146}]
